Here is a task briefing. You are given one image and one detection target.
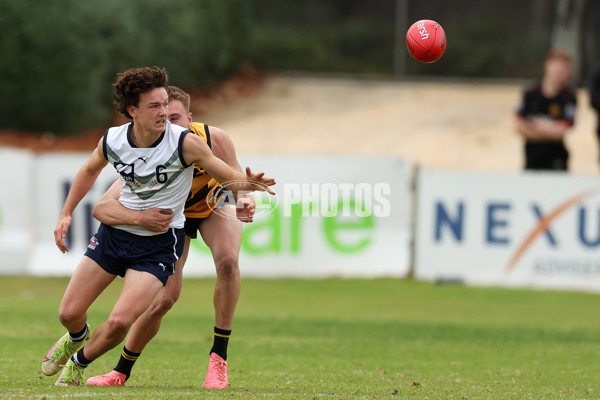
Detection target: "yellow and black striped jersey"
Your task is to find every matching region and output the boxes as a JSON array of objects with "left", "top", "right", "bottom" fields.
[{"left": 184, "top": 122, "right": 225, "bottom": 218}]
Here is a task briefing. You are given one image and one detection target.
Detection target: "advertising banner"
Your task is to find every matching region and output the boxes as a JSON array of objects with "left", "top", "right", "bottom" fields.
[
  {"left": 415, "top": 169, "right": 600, "bottom": 292},
  {"left": 24, "top": 153, "right": 412, "bottom": 278},
  {"left": 184, "top": 156, "right": 412, "bottom": 277},
  {"left": 29, "top": 153, "right": 120, "bottom": 276},
  {"left": 0, "top": 149, "right": 34, "bottom": 273}
]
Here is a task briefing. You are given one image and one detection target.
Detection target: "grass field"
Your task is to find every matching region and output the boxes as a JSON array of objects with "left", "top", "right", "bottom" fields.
[{"left": 1, "top": 277, "right": 599, "bottom": 399}]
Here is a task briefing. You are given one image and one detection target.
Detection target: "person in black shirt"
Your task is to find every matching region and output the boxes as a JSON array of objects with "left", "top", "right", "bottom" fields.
[{"left": 516, "top": 50, "right": 577, "bottom": 171}]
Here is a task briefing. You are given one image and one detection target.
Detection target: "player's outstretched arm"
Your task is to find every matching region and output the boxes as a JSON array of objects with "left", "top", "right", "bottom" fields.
[
  {"left": 182, "top": 132, "right": 276, "bottom": 196},
  {"left": 92, "top": 180, "right": 174, "bottom": 232},
  {"left": 54, "top": 138, "right": 108, "bottom": 253},
  {"left": 209, "top": 126, "right": 256, "bottom": 222}
]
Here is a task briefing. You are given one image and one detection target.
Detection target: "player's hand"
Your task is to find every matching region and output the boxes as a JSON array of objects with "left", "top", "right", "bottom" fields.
[
  {"left": 54, "top": 214, "right": 72, "bottom": 253},
  {"left": 137, "top": 208, "right": 174, "bottom": 232},
  {"left": 245, "top": 167, "right": 276, "bottom": 195},
  {"left": 237, "top": 196, "right": 255, "bottom": 223}
]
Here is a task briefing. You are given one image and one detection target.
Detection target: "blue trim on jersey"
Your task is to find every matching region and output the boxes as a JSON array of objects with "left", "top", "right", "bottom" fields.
[
  {"left": 125, "top": 123, "right": 166, "bottom": 148},
  {"left": 178, "top": 130, "right": 192, "bottom": 168},
  {"left": 102, "top": 130, "right": 109, "bottom": 160},
  {"left": 149, "top": 130, "right": 166, "bottom": 147}
]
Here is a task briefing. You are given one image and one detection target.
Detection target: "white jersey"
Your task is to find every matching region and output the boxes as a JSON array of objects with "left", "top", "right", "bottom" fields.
[{"left": 103, "top": 121, "right": 193, "bottom": 236}]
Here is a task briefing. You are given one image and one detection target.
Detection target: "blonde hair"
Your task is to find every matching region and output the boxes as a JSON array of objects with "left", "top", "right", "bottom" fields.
[{"left": 168, "top": 85, "right": 191, "bottom": 112}]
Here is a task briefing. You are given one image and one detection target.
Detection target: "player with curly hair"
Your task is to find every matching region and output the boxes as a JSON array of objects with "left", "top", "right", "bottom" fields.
[
  {"left": 41, "top": 67, "right": 275, "bottom": 387},
  {"left": 85, "top": 86, "right": 253, "bottom": 389}
]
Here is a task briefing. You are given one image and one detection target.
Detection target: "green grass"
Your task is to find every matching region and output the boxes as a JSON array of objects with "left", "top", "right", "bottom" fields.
[{"left": 1, "top": 277, "right": 599, "bottom": 399}]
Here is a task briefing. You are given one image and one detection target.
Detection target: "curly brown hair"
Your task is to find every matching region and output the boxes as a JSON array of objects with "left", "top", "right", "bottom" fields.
[{"left": 113, "top": 66, "right": 169, "bottom": 119}]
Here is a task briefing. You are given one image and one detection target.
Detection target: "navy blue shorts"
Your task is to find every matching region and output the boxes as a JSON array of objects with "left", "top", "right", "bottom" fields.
[{"left": 84, "top": 224, "right": 185, "bottom": 285}]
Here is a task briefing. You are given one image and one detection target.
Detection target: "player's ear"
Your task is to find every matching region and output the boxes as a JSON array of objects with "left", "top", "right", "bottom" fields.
[
  {"left": 127, "top": 105, "right": 137, "bottom": 119},
  {"left": 187, "top": 112, "right": 193, "bottom": 124}
]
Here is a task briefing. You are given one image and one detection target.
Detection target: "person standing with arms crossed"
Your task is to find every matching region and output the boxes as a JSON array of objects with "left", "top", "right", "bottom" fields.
[
  {"left": 85, "top": 86, "right": 254, "bottom": 389},
  {"left": 516, "top": 50, "right": 577, "bottom": 171},
  {"left": 41, "top": 67, "right": 275, "bottom": 386}
]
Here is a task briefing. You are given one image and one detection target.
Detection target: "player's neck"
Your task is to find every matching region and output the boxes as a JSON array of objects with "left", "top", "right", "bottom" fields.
[
  {"left": 130, "top": 122, "right": 162, "bottom": 148},
  {"left": 541, "top": 78, "right": 563, "bottom": 98}
]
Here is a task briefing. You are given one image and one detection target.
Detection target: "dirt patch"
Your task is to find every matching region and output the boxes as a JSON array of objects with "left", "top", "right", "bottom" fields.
[
  {"left": 200, "top": 76, "right": 600, "bottom": 174},
  {"left": 1, "top": 73, "right": 598, "bottom": 174}
]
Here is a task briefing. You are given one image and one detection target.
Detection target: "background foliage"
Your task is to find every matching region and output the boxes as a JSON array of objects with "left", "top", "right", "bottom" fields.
[
  {"left": 0, "top": 0, "right": 250, "bottom": 134},
  {"left": 247, "top": 0, "right": 556, "bottom": 78},
  {"left": 2, "top": 0, "right": 599, "bottom": 134}
]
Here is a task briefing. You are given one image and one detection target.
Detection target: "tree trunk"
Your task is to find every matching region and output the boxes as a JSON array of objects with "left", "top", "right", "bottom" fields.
[
  {"left": 552, "top": 0, "right": 587, "bottom": 81},
  {"left": 394, "top": 0, "right": 409, "bottom": 77}
]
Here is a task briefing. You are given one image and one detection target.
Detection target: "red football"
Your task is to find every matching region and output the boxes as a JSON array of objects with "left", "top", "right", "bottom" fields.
[{"left": 406, "top": 19, "right": 446, "bottom": 63}]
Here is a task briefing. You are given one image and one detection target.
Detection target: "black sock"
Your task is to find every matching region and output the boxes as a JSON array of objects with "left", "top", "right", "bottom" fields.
[
  {"left": 114, "top": 346, "right": 141, "bottom": 380},
  {"left": 72, "top": 348, "right": 91, "bottom": 368},
  {"left": 210, "top": 327, "right": 231, "bottom": 361},
  {"left": 69, "top": 324, "right": 89, "bottom": 343}
]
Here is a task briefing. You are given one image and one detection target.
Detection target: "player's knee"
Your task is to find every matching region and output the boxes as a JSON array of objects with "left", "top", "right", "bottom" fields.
[
  {"left": 215, "top": 255, "right": 239, "bottom": 281},
  {"left": 105, "top": 314, "right": 133, "bottom": 337},
  {"left": 58, "top": 304, "right": 83, "bottom": 326},
  {"left": 151, "top": 292, "right": 178, "bottom": 315}
]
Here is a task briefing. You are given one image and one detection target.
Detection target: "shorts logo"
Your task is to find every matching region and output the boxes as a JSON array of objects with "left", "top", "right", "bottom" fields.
[
  {"left": 157, "top": 263, "right": 174, "bottom": 274},
  {"left": 88, "top": 236, "right": 99, "bottom": 250}
]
